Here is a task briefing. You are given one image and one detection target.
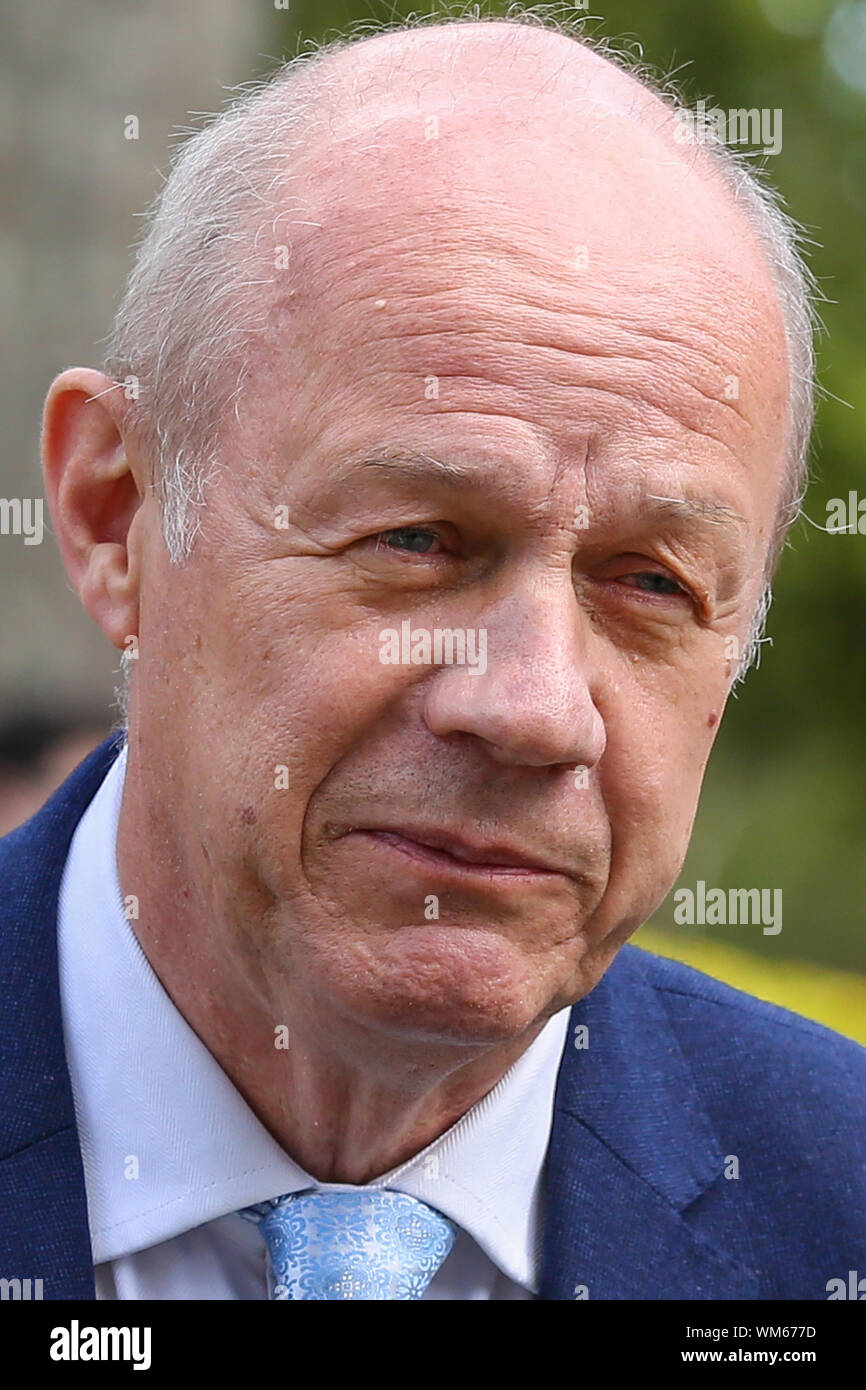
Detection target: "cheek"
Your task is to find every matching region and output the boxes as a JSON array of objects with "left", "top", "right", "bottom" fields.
[
  {"left": 183, "top": 567, "right": 373, "bottom": 747},
  {"left": 192, "top": 609, "right": 427, "bottom": 886},
  {"left": 599, "top": 683, "right": 720, "bottom": 890}
]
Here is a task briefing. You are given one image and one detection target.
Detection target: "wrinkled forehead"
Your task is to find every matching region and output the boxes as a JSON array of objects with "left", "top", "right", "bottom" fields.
[
  {"left": 263, "top": 25, "right": 787, "bottom": 383},
  {"left": 237, "top": 26, "right": 790, "bottom": 545}
]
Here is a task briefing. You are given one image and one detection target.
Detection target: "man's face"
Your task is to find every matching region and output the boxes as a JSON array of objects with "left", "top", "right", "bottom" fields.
[{"left": 128, "top": 80, "right": 790, "bottom": 1048}]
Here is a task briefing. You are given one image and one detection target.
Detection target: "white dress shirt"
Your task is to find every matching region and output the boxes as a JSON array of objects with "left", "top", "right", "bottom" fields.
[{"left": 57, "top": 741, "right": 571, "bottom": 1300}]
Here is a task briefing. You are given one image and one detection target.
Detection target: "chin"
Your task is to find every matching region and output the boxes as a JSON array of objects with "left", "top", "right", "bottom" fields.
[{"left": 330, "top": 922, "right": 562, "bottom": 1047}]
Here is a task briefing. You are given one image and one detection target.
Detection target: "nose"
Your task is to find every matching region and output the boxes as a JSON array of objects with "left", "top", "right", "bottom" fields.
[{"left": 422, "top": 585, "right": 607, "bottom": 769}]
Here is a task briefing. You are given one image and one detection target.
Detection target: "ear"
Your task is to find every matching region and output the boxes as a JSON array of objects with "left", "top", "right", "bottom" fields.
[{"left": 42, "top": 368, "right": 145, "bottom": 652}]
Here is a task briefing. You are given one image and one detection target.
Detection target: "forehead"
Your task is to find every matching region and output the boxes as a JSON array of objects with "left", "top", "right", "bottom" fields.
[{"left": 240, "top": 31, "right": 790, "bottom": 535}]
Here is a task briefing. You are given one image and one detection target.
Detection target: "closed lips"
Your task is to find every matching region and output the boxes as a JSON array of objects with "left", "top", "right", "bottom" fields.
[{"left": 355, "top": 826, "right": 567, "bottom": 875}]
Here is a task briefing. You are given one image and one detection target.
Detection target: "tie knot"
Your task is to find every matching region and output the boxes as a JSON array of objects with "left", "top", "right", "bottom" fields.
[{"left": 241, "top": 1189, "right": 456, "bottom": 1300}]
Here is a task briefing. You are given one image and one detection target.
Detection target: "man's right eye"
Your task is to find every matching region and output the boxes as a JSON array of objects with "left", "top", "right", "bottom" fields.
[{"left": 374, "top": 526, "right": 445, "bottom": 555}]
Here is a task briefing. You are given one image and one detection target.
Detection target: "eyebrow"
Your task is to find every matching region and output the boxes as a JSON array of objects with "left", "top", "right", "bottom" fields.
[
  {"left": 644, "top": 494, "right": 748, "bottom": 530},
  {"left": 338, "top": 448, "right": 748, "bottom": 531},
  {"left": 348, "top": 447, "right": 483, "bottom": 491}
]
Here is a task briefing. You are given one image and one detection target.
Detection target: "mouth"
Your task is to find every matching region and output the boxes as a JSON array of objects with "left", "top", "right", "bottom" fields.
[{"left": 347, "top": 827, "right": 569, "bottom": 881}]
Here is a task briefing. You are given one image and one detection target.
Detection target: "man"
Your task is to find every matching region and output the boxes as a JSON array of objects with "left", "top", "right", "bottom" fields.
[{"left": 1, "top": 12, "right": 863, "bottom": 1300}]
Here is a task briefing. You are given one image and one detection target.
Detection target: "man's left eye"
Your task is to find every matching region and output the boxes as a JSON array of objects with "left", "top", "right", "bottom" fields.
[
  {"left": 375, "top": 526, "right": 443, "bottom": 555},
  {"left": 620, "top": 571, "right": 685, "bottom": 596}
]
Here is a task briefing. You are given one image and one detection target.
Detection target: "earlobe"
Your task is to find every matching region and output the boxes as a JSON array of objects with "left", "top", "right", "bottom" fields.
[{"left": 41, "top": 367, "right": 144, "bottom": 652}]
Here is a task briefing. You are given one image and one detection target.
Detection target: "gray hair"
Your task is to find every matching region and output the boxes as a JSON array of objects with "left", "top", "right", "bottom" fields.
[{"left": 104, "top": 3, "right": 821, "bottom": 715}]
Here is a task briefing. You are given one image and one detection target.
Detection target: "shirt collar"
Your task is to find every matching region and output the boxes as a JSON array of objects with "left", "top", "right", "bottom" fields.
[{"left": 58, "top": 745, "right": 569, "bottom": 1291}]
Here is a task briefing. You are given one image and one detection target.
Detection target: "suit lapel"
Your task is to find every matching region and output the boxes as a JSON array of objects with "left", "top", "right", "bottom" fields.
[
  {"left": 0, "top": 733, "right": 124, "bottom": 1298},
  {"left": 540, "top": 946, "right": 760, "bottom": 1299}
]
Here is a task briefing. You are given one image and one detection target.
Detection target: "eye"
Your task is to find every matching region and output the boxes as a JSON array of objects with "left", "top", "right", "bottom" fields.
[
  {"left": 374, "top": 526, "right": 444, "bottom": 555},
  {"left": 619, "top": 570, "right": 686, "bottom": 597}
]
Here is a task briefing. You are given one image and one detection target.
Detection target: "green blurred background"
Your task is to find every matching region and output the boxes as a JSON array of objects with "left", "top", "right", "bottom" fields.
[{"left": 273, "top": 2, "right": 866, "bottom": 1037}]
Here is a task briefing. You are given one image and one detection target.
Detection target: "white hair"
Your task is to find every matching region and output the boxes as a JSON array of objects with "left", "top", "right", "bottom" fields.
[{"left": 103, "top": 3, "right": 822, "bottom": 714}]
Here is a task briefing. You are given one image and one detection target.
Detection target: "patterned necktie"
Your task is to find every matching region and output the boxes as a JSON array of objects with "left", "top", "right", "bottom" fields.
[{"left": 240, "top": 1189, "right": 457, "bottom": 1300}]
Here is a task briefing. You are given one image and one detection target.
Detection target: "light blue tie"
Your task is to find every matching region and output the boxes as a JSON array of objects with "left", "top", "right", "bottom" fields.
[{"left": 240, "top": 1189, "right": 457, "bottom": 1300}]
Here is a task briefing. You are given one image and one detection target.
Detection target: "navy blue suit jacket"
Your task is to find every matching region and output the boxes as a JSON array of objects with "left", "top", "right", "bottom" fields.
[{"left": 1, "top": 735, "right": 864, "bottom": 1299}]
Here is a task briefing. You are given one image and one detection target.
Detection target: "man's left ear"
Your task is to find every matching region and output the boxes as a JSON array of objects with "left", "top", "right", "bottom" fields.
[{"left": 42, "top": 367, "right": 145, "bottom": 652}]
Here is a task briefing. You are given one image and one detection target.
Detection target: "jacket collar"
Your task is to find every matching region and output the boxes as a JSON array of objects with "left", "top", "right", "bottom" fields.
[
  {"left": 540, "top": 944, "right": 759, "bottom": 1299},
  {"left": 0, "top": 732, "right": 125, "bottom": 1296}
]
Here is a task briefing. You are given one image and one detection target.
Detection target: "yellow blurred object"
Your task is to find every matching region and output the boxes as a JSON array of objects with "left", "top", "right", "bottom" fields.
[{"left": 635, "top": 928, "right": 866, "bottom": 1046}]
